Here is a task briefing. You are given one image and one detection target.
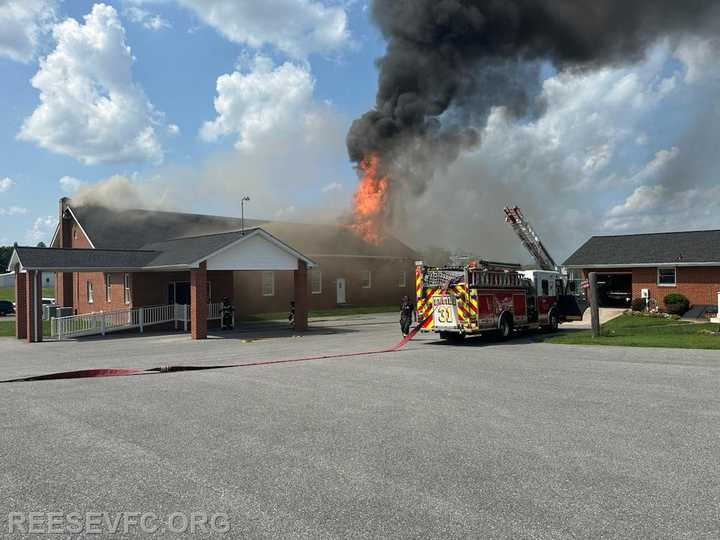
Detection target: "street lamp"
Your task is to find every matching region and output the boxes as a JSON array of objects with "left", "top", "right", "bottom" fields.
[{"left": 241, "top": 196, "right": 250, "bottom": 235}]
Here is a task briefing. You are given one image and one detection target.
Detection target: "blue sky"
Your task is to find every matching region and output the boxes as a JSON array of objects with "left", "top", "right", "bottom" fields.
[
  {"left": 0, "top": 0, "right": 383, "bottom": 245},
  {"left": 1, "top": 1, "right": 719, "bottom": 262}
]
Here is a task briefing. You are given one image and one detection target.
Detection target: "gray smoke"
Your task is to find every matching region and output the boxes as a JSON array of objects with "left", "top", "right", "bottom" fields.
[{"left": 348, "top": 0, "right": 720, "bottom": 200}]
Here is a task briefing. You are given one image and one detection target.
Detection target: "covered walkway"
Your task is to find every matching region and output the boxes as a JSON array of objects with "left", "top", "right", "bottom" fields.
[{"left": 9, "top": 228, "right": 316, "bottom": 343}]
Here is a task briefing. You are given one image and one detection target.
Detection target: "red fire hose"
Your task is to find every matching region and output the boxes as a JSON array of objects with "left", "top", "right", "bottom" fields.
[{"left": 1, "top": 320, "right": 430, "bottom": 384}]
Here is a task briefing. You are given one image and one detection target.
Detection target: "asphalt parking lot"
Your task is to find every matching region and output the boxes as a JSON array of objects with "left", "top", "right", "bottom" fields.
[{"left": 1, "top": 313, "right": 719, "bottom": 538}]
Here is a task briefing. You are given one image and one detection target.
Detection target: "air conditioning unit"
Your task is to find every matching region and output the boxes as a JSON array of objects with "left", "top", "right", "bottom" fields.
[
  {"left": 43, "top": 305, "right": 58, "bottom": 321},
  {"left": 54, "top": 307, "right": 74, "bottom": 318}
]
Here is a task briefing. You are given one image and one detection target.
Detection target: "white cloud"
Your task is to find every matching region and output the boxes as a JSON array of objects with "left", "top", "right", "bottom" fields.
[
  {"left": 608, "top": 185, "right": 668, "bottom": 216},
  {"left": 59, "top": 175, "right": 86, "bottom": 194},
  {"left": 0, "top": 177, "right": 15, "bottom": 192},
  {"left": 674, "top": 37, "right": 720, "bottom": 84},
  {"left": 25, "top": 216, "right": 56, "bottom": 245},
  {"left": 201, "top": 56, "right": 317, "bottom": 150},
  {"left": 124, "top": 6, "right": 171, "bottom": 30},
  {"left": 167, "top": 124, "right": 180, "bottom": 136},
  {"left": 188, "top": 55, "right": 350, "bottom": 221},
  {"left": 0, "top": 0, "right": 56, "bottom": 62},
  {"left": 321, "top": 182, "right": 342, "bottom": 193},
  {"left": 174, "top": 0, "right": 348, "bottom": 58},
  {"left": 18, "top": 4, "right": 166, "bottom": 165},
  {"left": 624, "top": 147, "right": 679, "bottom": 185},
  {"left": 603, "top": 184, "right": 720, "bottom": 232},
  {"left": 0, "top": 206, "right": 28, "bottom": 216}
]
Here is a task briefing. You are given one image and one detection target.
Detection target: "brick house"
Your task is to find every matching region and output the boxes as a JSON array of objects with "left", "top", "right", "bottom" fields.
[
  {"left": 564, "top": 230, "right": 720, "bottom": 311},
  {"left": 48, "top": 198, "right": 416, "bottom": 318}
]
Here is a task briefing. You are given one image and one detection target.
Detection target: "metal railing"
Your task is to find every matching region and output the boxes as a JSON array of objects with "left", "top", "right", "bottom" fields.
[{"left": 51, "top": 303, "right": 223, "bottom": 340}]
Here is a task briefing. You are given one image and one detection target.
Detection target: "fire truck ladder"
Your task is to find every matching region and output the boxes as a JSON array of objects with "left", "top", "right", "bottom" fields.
[{"left": 504, "top": 206, "right": 559, "bottom": 272}]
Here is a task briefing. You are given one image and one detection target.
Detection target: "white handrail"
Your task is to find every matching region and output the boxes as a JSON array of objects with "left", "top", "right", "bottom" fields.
[{"left": 51, "top": 303, "right": 225, "bottom": 340}]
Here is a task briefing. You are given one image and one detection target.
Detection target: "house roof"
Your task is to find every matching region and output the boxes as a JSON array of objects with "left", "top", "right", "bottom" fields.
[
  {"left": 9, "top": 247, "right": 159, "bottom": 272},
  {"left": 67, "top": 205, "right": 417, "bottom": 259},
  {"left": 563, "top": 229, "right": 720, "bottom": 267},
  {"left": 142, "top": 228, "right": 314, "bottom": 268},
  {"left": 11, "top": 228, "right": 316, "bottom": 272}
]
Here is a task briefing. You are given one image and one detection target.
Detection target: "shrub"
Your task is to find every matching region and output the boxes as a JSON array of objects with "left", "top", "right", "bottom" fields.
[
  {"left": 631, "top": 298, "right": 646, "bottom": 312},
  {"left": 663, "top": 293, "right": 689, "bottom": 315}
]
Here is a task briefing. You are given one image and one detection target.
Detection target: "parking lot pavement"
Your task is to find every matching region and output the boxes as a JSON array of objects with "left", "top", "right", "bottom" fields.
[{"left": 1, "top": 313, "right": 719, "bottom": 538}]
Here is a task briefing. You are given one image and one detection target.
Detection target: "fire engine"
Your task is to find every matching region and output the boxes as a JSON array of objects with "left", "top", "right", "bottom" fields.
[{"left": 415, "top": 206, "right": 586, "bottom": 340}]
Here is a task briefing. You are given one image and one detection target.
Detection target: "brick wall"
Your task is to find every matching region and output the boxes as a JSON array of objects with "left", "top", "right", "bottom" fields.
[
  {"left": 74, "top": 272, "right": 133, "bottom": 314},
  {"left": 583, "top": 267, "right": 720, "bottom": 307},
  {"left": 233, "top": 257, "right": 415, "bottom": 316}
]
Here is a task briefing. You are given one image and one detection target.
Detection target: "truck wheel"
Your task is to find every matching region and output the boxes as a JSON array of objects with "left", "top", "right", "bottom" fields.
[{"left": 498, "top": 315, "right": 513, "bottom": 340}]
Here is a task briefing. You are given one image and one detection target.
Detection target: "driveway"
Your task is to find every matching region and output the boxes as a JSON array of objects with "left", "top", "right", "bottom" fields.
[
  {"left": 561, "top": 307, "right": 626, "bottom": 330},
  {"left": 1, "top": 314, "right": 718, "bottom": 538}
]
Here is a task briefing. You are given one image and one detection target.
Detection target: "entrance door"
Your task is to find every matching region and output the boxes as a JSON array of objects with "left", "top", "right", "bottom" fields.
[
  {"left": 169, "top": 281, "right": 191, "bottom": 305},
  {"left": 336, "top": 278, "right": 347, "bottom": 304}
]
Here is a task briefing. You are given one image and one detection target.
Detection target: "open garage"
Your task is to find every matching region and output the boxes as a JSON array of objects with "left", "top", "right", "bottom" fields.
[{"left": 595, "top": 273, "right": 632, "bottom": 308}]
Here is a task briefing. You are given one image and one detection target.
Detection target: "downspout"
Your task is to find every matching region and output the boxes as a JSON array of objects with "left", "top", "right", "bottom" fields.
[{"left": 33, "top": 272, "right": 38, "bottom": 342}]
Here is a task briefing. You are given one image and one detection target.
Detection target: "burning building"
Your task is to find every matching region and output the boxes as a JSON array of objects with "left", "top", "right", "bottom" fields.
[{"left": 347, "top": 0, "right": 720, "bottom": 246}]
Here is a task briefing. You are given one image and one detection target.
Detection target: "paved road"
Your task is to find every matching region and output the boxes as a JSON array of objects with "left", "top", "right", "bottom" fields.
[{"left": 1, "top": 314, "right": 719, "bottom": 538}]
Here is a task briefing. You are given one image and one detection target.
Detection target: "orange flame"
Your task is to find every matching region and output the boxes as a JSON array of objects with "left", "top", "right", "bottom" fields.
[{"left": 351, "top": 153, "right": 389, "bottom": 244}]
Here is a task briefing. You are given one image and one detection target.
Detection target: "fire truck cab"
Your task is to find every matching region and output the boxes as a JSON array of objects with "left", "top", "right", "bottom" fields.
[
  {"left": 519, "top": 270, "right": 564, "bottom": 328},
  {"left": 416, "top": 262, "right": 578, "bottom": 341}
]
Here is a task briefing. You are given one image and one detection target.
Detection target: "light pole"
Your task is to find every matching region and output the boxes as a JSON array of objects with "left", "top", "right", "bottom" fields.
[{"left": 241, "top": 196, "right": 250, "bottom": 235}]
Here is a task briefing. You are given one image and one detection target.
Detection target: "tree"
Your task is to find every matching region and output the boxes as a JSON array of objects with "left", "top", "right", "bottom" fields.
[
  {"left": 0, "top": 246, "right": 13, "bottom": 273},
  {"left": 36, "top": 241, "right": 46, "bottom": 248}
]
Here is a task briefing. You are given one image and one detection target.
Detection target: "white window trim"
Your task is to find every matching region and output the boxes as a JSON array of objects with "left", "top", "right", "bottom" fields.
[
  {"left": 362, "top": 270, "right": 372, "bottom": 289},
  {"left": 87, "top": 281, "right": 94, "bottom": 304},
  {"left": 398, "top": 270, "right": 407, "bottom": 288},
  {"left": 262, "top": 271, "right": 275, "bottom": 297},
  {"left": 311, "top": 269, "right": 322, "bottom": 295},
  {"left": 657, "top": 267, "right": 677, "bottom": 287},
  {"left": 105, "top": 273, "right": 112, "bottom": 303},
  {"left": 124, "top": 273, "right": 131, "bottom": 304}
]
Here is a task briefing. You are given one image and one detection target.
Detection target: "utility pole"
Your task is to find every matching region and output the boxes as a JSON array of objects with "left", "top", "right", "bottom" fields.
[
  {"left": 589, "top": 272, "right": 601, "bottom": 338},
  {"left": 241, "top": 196, "right": 250, "bottom": 235}
]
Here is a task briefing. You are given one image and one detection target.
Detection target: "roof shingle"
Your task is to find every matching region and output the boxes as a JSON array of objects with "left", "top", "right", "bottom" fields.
[
  {"left": 68, "top": 205, "right": 417, "bottom": 259},
  {"left": 564, "top": 230, "right": 720, "bottom": 267}
]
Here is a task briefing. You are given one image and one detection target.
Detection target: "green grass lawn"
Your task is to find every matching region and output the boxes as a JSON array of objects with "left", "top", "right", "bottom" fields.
[
  {"left": 241, "top": 304, "right": 399, "bottom": 322},
  {"left": 0, "top": 319, "right": 51, "bottom": 337},
  {"left": 0, "top": 287, "right": 55, "bottom": 302},
  {"left": 541, "top": 314, "right": 720, "bottom": 350}
]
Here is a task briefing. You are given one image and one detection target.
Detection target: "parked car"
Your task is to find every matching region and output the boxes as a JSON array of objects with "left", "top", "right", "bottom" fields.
[{"left": 0, "top": 300, "right": 15, "bottom": 316}]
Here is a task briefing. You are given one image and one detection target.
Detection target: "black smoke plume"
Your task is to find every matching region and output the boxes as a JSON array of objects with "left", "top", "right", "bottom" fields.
[{"left": 348, "top": 0, "right": 720, "bottom": 198}]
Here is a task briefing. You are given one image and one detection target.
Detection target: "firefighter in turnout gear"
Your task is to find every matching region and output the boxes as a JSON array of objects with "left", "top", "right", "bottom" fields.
[
  {"left": 288, "top": 301, "right": 296, "bottom": 330},
  {"left": 221, "top": 297, "right": 234, "bottom": 330},
  {"left": 400, "top": 295, "right": 415, "bottom": 337}
]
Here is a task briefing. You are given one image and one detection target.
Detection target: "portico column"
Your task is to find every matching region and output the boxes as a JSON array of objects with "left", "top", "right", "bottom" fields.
[
  {"left": 25, "top": 270, "right": 42, "bottom": 343},
  {"left": 15, "top": 266, "right": 27, "bottom": 340},
  {"left": 191, "top": 261, "right": 208, "bottom": 340},
  {"left": 294, "top": 260, "right": 309, "bottom": 332}
]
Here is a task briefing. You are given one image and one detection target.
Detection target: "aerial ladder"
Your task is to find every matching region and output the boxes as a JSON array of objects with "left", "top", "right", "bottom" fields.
[{"left": 503, "top": 206, "right": 559, "bottom": 272}]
